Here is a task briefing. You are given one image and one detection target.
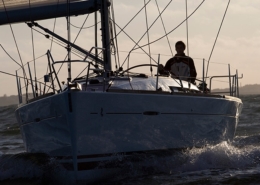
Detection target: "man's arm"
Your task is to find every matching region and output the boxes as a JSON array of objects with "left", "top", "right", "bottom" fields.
[
  {"left": 158, "top": 58, "right": 174, "bottom": 75},
  {"left": 164, "top": 58, "right": 174, "bottom": 71}
]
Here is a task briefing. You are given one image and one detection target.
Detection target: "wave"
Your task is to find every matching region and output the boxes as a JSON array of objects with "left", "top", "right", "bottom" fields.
[
  {"left": 0, "top": 104, "right": 17, "bottom": 115},
  {"left": 0, "top": 136, "right": 260, "bottom": 184},
  {"left": 0, "top": 153, "right": 70, "bottom": 184},
  {"left": 0, "top": 105, "right": 18, "bottom": 131},
  {"left": 179, "top": 141, "right": 260, "bottom": 172},
  {"left": 0, "top": 105, "right": 20, "bottom": 153},
  {"left": 109, "top": 139, "right": 260, "bottom": 184}
]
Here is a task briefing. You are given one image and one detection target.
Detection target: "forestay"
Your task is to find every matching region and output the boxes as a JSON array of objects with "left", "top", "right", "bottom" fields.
[{"left": 0, "top": 0, "right": 107, "bottom": 25}]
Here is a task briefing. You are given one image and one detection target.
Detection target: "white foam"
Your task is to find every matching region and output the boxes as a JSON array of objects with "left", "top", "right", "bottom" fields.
[{"left": 178, "top": 141, "right": 260, "bottom": 172}]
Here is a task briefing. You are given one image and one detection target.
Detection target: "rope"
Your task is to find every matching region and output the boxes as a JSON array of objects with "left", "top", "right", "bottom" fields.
[
  {"left": 70, "top": 21, "right": 101, "bottom": 29},
  {"left": 143, "top": 0, "right": 153, "bottom": 75},
  {"left": 0, "top": 70, "right": 17, "bottom": 77},
  {"left": 29, "top": 0, "right": 38, "bottom": 96},
  {"left": 206, "top": 0, "right": 231, "bottom": 78},
  {"left": 1, "top": 0, "right": 28, "bottom": 97},
  {"left": 73, "top": 63, "right": 93, "bottom": 81},
  {"left": 108, "top": 10, "right": 119, "bottom": 69},
  {"left": 16, "top": 53, "right": 46, "bottom": 72},
  {"left": 155, "top": 0, "right": 173, "bottom": 56},
  {"left": 50, "top": 18, "right": 57, "bottom": 52},
  {"left": 49, "top": 0, "right": 61, "bottom": 52},
  {"left": 110, "top": 19, "right": 157, "bottom": 64},
  {"left": 186, "top": 0, "right": 189, "bottom": 56},
  {"left": 56, "top": 14, "right": 90, "bottom": 75},
  {"left": 111, "top": 0, "right": 121, "bottom": 68},
  {"left": 1, "top": 0, "right": 24, "bottom": 68},
  {"left": 46, "top": 15, "right": 90, "bottom": 93},
  {"left": 121, "top": 0, "right": 173, "bottom": 68},
  {"left": 0, "top": 70, "right": 57, "bottom": 91},
  {"left": 136, "top": 0, "right": 205, "bottom": 50},
  {"left": 0, "top": 44, "right": 22, "bottom": 67},
  {"left": 110, "top": 0, "right": 152, "bottom": 42},
  {"left": 31, "top": 28, "right": 70, "bottom": 49}
]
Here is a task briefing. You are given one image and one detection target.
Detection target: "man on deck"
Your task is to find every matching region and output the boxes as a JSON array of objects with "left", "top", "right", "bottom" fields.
[{"left": 159, "top": 41, "right": 197, "bottom": 84}]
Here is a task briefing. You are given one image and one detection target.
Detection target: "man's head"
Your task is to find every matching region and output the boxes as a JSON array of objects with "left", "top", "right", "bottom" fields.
[{"left": 175, "top": 41, "right": 186, "bottom": 55}]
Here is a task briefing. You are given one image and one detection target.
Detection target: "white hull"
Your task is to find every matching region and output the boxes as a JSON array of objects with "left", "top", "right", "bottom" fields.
[{"left": 15, "top": 90, "right": 242, "bottom": 180}]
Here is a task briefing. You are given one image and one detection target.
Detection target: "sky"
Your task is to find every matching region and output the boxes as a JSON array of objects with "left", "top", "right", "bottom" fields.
[{"left": 0, "top": 0, "right": 259, "bottom": 97}]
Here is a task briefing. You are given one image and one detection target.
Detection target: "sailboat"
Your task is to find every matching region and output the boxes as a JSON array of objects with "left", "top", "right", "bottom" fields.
[{"left": 1, "top": 0, "right": 242, "bottom": 182}]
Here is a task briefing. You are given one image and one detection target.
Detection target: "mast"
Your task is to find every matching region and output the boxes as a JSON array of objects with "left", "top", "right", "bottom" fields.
[{"left": 100, "top": 0, "right": 112, "bottom": 72}]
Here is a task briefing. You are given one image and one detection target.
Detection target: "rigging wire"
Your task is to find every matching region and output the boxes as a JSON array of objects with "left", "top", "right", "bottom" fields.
[
  {"left": 143, "top": 0, "right": 153, "bottom": 75},
  {"left": 50, "top": 19, "right": 57, "bottom": 52},
  {"left": 55, "top": 14, "right": 90, "bottom": 75},
  {"left": 30, "top": 27, "right": 91, "bottom": 80},
  {"left": 0, "top": 44, "right": 22, "bottom": 67},
  {"left": 1, "top": 0, "right": 24, "bottom": 68},
  {"left": 105, "top": 0, "right": 154, "bottom": 84},
  {"left": 111, "top": 0, "right": 121, "bottom": 68},
  {"left": 1, "top": 0, "right": 29, "bottom": 98},
  {"left": 73, "top": 66, "right": 90, "bottom": 81},
  {"left": 110, "top": 19, "right": 157, "bottom": 64},
  {"left": 121, "top": 0, "right": 173, "bottom": 68},
  {"left": 155, "top": 0, "right": 173, "bottom": 57},
  {"left": 110, "top": 0, "right": 152, "bottom": 42},
  {"left": 116, "top": 50, "right": 210, "bottom": 63},
  {"left": 108, "top": 10, "right": 119, "bottom": 69},
  {"left": 136, "top": 0, "right": 205, "bottom": 51},
  {"left": 0, "top": 70, "right": 17, "bottom": 77},
  {"left": 47, "top": 0, "right": 59, "bottom": 87},
  {"left": 50, "top": 0, "right": 60, "bottom": 52},
  {"left": 32, "top": 28, "right": 72, "bottom": 50},
  {"left": 45, "top": 15, "right": 91, "bottom": 93},
  {"left": 0, "top": 70, "right": 58, "bottom": 91},
  {"left": 16, "top": 53, "right": 47, "bottom": 71},
  {"left": 185, "top": 0, "right": 189, "bottom": 56},
  {"left": 29, "top": 0, "right": 38, "bottom": 97},
  {"left": 31, "top": 27, "right": 71, "bottom": 52},
  {"left": 205, "top": 0, "right": 231, "bottom": 78}
]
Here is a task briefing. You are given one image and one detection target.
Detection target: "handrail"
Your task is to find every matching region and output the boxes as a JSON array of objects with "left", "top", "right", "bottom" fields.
[
  {"left": 49, "top": 47, "right": 105, "bottom": 92},
  {"left": 209, "top": 73, "right": 243, "bottom": 97},
  {"left": 47, "top": 51, "right": 62, "bottom": 92},
  {"left": 209, "top": 75, "right": 235, "bottom": 93}
]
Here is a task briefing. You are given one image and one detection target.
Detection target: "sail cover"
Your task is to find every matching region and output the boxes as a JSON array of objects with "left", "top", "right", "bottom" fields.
[{"left": 0, "top": 0, "right": 107, "bottom": 25}]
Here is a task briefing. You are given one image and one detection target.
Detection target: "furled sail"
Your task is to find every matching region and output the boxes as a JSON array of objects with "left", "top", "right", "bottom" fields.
[{"left": 0, "top": 0, "right": 107, "bottom": 25}]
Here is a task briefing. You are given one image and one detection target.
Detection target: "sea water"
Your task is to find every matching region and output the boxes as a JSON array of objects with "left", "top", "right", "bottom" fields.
[{"left": 0, "top": 95, "right": 260, "bottom": 184}]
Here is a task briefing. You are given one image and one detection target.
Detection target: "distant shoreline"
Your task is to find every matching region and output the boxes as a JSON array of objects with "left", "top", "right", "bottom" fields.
[
  {"left": 1, "top": 84, "right": 260, "bottom": 107},
  {"left": 212, "top": 84, "right": 260, "bottom": 96}
]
